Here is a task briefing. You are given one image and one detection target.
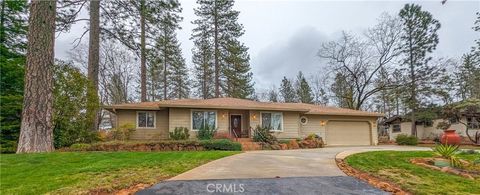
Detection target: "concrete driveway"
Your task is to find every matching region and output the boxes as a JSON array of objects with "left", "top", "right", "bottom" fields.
[
  {"left": 138, "top": 146, "right": 430, "bottom": 194},
  {"left": 170, "top": 145, "right": 430, "bottom": 180}
]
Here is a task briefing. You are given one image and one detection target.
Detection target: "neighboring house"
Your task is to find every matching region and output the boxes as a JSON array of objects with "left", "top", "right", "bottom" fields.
[
  {"left": 103, "top": 97, "right": 383, "bottom": 146},
  {"left": 382, "top": 115, "right": 480, "bottom": 140}
]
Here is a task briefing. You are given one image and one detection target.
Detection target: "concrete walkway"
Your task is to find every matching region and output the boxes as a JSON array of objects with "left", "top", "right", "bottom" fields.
[{"left": 170, "top": 145, "right": 430, "bottom": 180}]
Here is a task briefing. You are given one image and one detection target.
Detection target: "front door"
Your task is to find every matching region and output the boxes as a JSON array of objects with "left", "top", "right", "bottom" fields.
[{"left": 231, "top": 115, "right": 242, "bottom": 138}]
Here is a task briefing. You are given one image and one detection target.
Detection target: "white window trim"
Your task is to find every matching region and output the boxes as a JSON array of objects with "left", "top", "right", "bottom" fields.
[
  {"left": 191, "top": 110, "right": 218, "bottom": 131},
  {"left": 136, "top": 111, "right": 156, "bottom": 129},
  {"left": 260, "top": 111, "right": 284, "bottom": 132}
]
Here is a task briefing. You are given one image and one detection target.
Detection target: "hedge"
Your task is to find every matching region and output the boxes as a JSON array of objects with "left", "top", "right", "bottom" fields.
[{"left": 66, "top": 139, "right": 242, "bottom": 152}]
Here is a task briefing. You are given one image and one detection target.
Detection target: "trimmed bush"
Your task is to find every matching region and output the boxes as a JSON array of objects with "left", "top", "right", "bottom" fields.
[
  {"left": 69, "top": 143, "right": 92, "bottom": 151},
  {"left": 111, "top": 123, "right": 135, "bottom": 141},
  {"left": 65, "top": 139, "right": 242, "bottom": 152},
  {"left": 169, "top": 127, "right": 190, "bottom": 140},
  {"left": 197, "top": 125, "right": 217, "bottom": 140},
  {"left": 395, "top": 134, "right": 418, "bottom": 145},
  {"left": 200, "top": 139, "right": 242, "bottom": 151}
]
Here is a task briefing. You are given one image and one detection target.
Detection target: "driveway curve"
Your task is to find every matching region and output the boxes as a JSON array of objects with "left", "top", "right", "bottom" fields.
[{"left": 170, "top": 145, "right": 430, "bottom": 180}]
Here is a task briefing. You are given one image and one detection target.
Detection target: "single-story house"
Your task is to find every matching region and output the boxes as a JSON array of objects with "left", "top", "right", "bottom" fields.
[
  {"left": 103, "top": 97, "right": 383, "bottom": 146},
  {"left": 381, "top": 115, "right": 480, "bottom": 140}
]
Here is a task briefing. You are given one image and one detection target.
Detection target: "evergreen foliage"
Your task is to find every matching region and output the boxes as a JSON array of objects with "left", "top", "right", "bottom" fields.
[
  {"left": 53, "top": 61, "right": 99, "bottom": 148},
  {"left": 398, "top": 4, "right": 441, "bottom": 136},
  {"left": 279, "top": 76, "right": 297, "bottom": 103},
  {"left": 295, "top": 71, "right": 314, "bottom": 103},
  {"left": 191, "top": 0, "right": 253, "bottom": 98},
  {"left": 0, "top": 0, "right": 27, "bottom": 153}
]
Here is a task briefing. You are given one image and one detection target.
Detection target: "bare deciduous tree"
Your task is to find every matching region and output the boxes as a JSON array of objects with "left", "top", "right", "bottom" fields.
[{"left": 318, "top": 13, "right": 402, "bottom": 110}]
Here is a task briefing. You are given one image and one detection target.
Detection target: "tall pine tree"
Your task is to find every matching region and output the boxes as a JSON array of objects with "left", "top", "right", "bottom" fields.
[
  {"left": 149, "top": 0, "right": 189, "bottom": 100},
  {"left": 102, "top": 0, "right": 170, "bottom": 102},
  {"left": 295, "top": 71, "right": 314, "bottom": 103},
  {"left": 398, "top": 4, "right": 440, "bottom": 137},
  {"left": 279, "top": 77, "right": 297, "bottom": 103},
  {"left": 222, "top": 40, "right": 254, "bottom": 98},
  {"left": 191, "top": 0, "right": 253, "bottom": 98}
]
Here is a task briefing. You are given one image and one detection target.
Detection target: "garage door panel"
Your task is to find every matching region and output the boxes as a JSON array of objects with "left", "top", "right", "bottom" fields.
[{"left": 326, "top": 121, "right": 370, "bottom": 145}]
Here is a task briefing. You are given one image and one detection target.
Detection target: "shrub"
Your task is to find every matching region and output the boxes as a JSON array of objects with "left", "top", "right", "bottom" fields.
[
  {"left": 201, "top": 139, "right": 242, "bottom": 151},
  {"left": 69, "top": 143, "right": 92, "bottom": 151},
  {"left": 433, "top": 144, "right": 461, "bottom": 168},
  {"left": 197, "top": 125, "right": 216, "bottom": 140},
  {"left": 169, "top": 127, "right": 190, "bottom": 140},
  {"left": 111, "top": 123, "right": 135, "bottom": 141},
  {"left": 252, "top": 125, "right": 277, "bottom": 144},
  {"left": 395, "top": 134, "right": 418, "bottom": 145}
]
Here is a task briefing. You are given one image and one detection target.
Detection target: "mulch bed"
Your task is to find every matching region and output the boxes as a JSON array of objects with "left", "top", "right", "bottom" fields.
[{"left": 335, "top": 158, "right": 410, "bottom": 195}]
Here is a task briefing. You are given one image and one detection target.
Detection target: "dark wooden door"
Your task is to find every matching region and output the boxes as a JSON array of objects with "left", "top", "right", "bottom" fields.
[{"left": 231, "top": 115, "right": 242, "bottom": 138}]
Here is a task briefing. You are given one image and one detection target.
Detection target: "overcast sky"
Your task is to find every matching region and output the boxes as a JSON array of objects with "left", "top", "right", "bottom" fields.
[{"left": 55, "top": 0, "right": 480, "bottom": 91}]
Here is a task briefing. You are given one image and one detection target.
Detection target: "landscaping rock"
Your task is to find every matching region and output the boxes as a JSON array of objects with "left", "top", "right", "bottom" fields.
[{"left": 287, "top": 140, "right": 300, "bottom": 149}]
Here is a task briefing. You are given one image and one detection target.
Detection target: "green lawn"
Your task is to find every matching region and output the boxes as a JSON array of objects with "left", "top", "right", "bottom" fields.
[
  {"left": 0, "top": 151, "right": 239, "bottom": 194},
  {"left": 345, "top": 151, "right": 480, "bottom": 195}
]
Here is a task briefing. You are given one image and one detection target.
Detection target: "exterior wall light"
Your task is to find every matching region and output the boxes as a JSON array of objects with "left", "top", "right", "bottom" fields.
[{"left": 320, "top": 120, "right": 326, "bottom": 126}]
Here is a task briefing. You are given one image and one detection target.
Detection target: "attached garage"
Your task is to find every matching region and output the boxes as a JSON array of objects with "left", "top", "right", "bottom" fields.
[{"left": 326, "top": 121, "right": 371, "bottom": 146}]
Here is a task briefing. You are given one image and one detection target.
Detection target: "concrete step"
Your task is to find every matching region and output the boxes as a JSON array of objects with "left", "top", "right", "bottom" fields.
[
  {"left": 235, "top": 138, "right": 253, "bottom": 143},
  {"left": 239, "top": 141, "right": 262, "bottom": 151}
]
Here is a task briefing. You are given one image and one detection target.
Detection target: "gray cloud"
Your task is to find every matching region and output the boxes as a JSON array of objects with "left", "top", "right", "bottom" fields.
[{"left": 251, "top": 26, "right": 328, "bottom": 88}]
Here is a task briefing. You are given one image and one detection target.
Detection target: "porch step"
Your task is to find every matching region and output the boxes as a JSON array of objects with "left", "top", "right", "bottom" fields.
[
  {"left": 235, "top": 138, "right": 253, "bottom": 143},
  {"left": 240, "top": 142, "right": 262, "bottom": 151}
]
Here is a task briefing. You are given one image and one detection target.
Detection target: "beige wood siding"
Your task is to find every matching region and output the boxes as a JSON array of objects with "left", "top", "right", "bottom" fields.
[
  {"left": 249, "top": 110, "right": 300, "bottom": 139},
  {"left": 326, "top": 121, "right": 371, "bottom": 145},
  {"left": 116, "top": 109, "right": 169, "bottom": 140},
  {"left": 300, "top": 115, "right": 379, "bottom": 145},
  {"left": 168, "top": 108, "right": 229, "bottom": 138}
]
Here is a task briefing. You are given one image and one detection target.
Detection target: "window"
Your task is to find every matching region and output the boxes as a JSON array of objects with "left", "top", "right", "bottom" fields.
[
  {"left": 467, "top": 117, "right": 480, "bottom": 129},
  {"left": 192, "top": 111, "right": 217, "bottom": 130},
  {"left": 261, "top": 112, "right": 283, "bottom": 131},
  {"left": 392, "top": 124, "right": 401, "bottom": 133},
  {"left": 137, "top": 111, "right": 155, "bottom": 128}
]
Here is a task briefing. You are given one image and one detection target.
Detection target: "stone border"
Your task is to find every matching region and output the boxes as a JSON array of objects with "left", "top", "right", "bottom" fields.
[
  {"left": 410, "top": 158, "right": 476, "bottom": 180},
  {"left": 335, "top": 150, "right": 410, "bottom": 195}
]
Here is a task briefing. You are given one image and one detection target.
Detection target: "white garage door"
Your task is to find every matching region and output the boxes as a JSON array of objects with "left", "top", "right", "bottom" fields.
[{"left": 326, "top": 121, "right": 371, "bottom": 146}]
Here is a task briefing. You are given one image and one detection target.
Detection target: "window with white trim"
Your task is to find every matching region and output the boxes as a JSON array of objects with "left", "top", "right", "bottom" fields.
[
  {"left": 137, "top": 111, "right": 155, "bottom": 128},
  {"left": 261, "top": 112, "right": 283, "bottom": 131},
  {"left": 192, "top": 111, "right": 217, "bottom": 130}
]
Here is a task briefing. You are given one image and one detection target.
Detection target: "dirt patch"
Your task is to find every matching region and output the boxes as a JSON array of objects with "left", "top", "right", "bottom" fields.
[{"left": 335, "top": 158, "right": 410, "bottom": 195}]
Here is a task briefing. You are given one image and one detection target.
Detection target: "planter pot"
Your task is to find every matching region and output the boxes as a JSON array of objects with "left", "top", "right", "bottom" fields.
[{"left": 440, "top": 130, "right": 461, "bottom": 145}]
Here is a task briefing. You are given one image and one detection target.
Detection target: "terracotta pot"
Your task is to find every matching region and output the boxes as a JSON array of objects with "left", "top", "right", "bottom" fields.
[{"left": 440, "top": 130, "right": 461, "bottom": 145}]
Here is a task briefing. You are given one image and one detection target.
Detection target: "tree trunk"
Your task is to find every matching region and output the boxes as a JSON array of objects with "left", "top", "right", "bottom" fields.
[
  {"left": 408, "top": 29, "right": 417, "bottom": 137},
  {"left": 87, "top": 0, "right": 100, "bottom": 131},
  {"left": 0, "top": 0, "right": 6, "bottom": 44},
  {"left": 140, "top": 0, "right": 147, "bottom": 102},
  {"left": 17, "top": 0, "right": 56, "bottom": 153},
  {"left": 213, "top": 2, "right": 220, "bottom": 98},
  {"left": 163, "top": 29, "right": 168, "bottom": 100}
]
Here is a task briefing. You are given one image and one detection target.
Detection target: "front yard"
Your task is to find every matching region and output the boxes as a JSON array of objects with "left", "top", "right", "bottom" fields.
[
  {"left": 345, "top": 151, "right": 480, "bottom": 194},
  {"left": 0, "top": 151, "right": 239, "bottom": 194}
]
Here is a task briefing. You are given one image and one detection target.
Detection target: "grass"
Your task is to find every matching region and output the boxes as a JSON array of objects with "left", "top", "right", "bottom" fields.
[
  {"left": 345, "top": 151, "right": 480, "bottom": 195},
  {"left": 0, "top": 151, "right": 239, "bottom": 194}
]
